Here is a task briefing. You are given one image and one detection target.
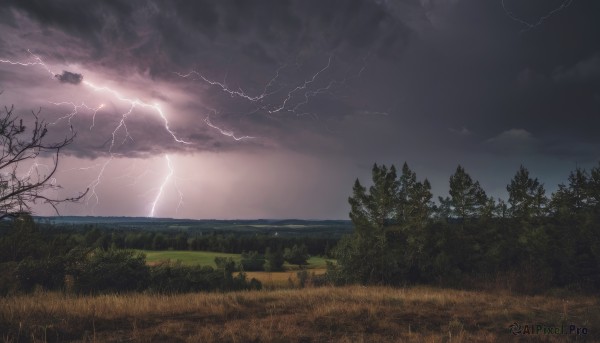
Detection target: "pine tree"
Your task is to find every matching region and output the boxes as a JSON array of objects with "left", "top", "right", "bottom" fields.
[
  {"left": 338, "top": 164, "right": 401, "bottom": 284},
  {"left": 263, "top": 247, "right": 284, "bottom": 272},
  {"left": 550, "top": 168, "right": 590, "bottom": 217},
  {"left": 397, "top": 163, "right": 433, "bottom": 229},
  {"left": 507, "top": 165, "right": 547, "bottom": 220},
  {"left": 444, "top": 165, "right": 488, "bottom": 220}
]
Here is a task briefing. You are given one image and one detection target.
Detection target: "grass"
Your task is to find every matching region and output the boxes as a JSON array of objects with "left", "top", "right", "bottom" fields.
[
  {"left": 285, "top": 255, "right": 332, "bottom": 269},
  {"left": 140, "top": 249, "right": 333, "bottom": 269},
  {"left": 1, "top": 286, "right": 598, "bottom": 342},
  {"left": 243, "top": 268, "right": 327, "bottom": 289},
  {"left": 140, "top": 250, "right": 241, "bottom": 267},
  {"left": 140, "top": 250, "right": 333, "bottom": 288}
]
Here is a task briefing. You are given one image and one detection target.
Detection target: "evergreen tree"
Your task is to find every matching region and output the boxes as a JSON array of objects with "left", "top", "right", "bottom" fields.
[
  {"left": 349, "top": 164, "right": 399, "bottom": 231},
  {"left": 507, "top": 165, "right": 547, "bottom": 219},
  {"left": 283, "top": 244, "right": 309, "bottom": 267},
  {"left": 335, "top": 163, "right": 434, "bottom": 284},
  {"left": 588, "top": 163, "right": 600, "bottom": 209},
  {"left": 336, "top": 164, "right": 401, "bottom": 284},
  {"left": 549, "top": 167, "right": 600, "bottom": 288},
  {"left": 240, "top": 251, "right": 265, "bottom": 271},
  {"left": 396, "top": 162, "right": 433, "bottom": 228},
  {"left": 263, "top": 247, "right": 284, "bottom": 272},
  {"left": 550, "top": 168, "right": 590, "bottom": 217},
  {"left": 394, "top": 163, "right": 433, "bottom": 280},
  {"left": 441, "top": 165, "right": 488, "bottom": 220}
]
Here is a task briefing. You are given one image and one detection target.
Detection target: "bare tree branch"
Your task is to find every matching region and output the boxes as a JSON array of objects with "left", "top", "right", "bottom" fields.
[{"left": 0, "top": 104, "right": 88, "bottom": 219}]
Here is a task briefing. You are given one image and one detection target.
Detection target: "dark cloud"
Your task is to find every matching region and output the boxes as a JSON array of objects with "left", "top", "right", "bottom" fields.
[
  {"left": 2, "top": 0, "right": 413, "bottom": 73},
  {"left": 1, "top": 0, "right": 600, "bottom": 218},
  {"left": 553, "top": 54, "right": 600, "bottom": 83},
  {"left": 449, "top": 127, "right": 472, "bottom": 136},
  {"left": 55, "top": 70, "right": 83, "bottom": 84},
  {"left": 485, "top": 129, "right": 538, "bottom": 156}
]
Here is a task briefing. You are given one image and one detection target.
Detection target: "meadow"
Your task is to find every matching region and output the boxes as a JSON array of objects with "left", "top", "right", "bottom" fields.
[
  {"left": 140, "top": 250, "right": 331, "bottom": 288},
  {"left": 140, "top": 249, "right": 330, "bottom": 269},
  {"left": 1, "top": 286, "right": 598, "bottom": 342},
  {"left": 140, "top": 250, "right": 242, "bottom": 267}
]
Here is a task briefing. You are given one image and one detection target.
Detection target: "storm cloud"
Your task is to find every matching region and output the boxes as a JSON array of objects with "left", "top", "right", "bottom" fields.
[
  {"left": 55, "top": 70, "right": 83, "bottom": 84},
  {"left": 0, "top": 0, "right": 599, "bottom": 219}
]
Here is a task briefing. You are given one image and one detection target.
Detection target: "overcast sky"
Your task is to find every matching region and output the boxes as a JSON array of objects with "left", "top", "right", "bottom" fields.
[{"left": 1, "top": 0, "right": 599, "bottom": 219}]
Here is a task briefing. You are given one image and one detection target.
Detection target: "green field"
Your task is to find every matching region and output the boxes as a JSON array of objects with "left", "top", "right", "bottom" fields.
[
  {"left": 139, "top": 250, "right": 332, "bottom": 269},
  {"left": 140, "top": 250, "right": 241, "bottom": 267},
  {"left": 284, "top": 255, "right": 331, "bottom": 269}
]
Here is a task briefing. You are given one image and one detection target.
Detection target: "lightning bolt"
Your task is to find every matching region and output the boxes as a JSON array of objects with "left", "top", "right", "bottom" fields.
[
  {"left": 175, "top": 71, "right": 269, "bottom": 102},
  {"left": 176, "top": 54, "right": 373, "bottom": 121},
  {"left": 2, "top": 49, "right": 376, "bottom": 217},
  {"left": 288, "top": 80, "right": 336, "bottom": 119},
  {"left": 268, "top": 55, "right": 333, "bottom": 114},
  {"left": 85, "top": 156, "right": 113, "bottom": 208},
  {"left": 48, "top": 101, "right": 104, "bottom": 129},
  {"left": 149, "top": 154, "right": 175, "bottom": 217},
  {"left": 77, "top": 81, "right": 193, "bottom": 215},
  {"left": 47, "top": 81, "right": 191, "bottom": 214},
  {"left": 175, "top": 56, "right": 332, "bottom": 115},
  {"left": 0, "top": 51, "right": 193, "bottom": 217},
  {"left": 80, "top": 81, "right": 191, "bottom": 146},
  {"left": 501, "top": 0, "right": 575, "bottom": 32},
  {"left": 204, "top": 116, "right": 255, "bottom": 141},
  {"left": 0, "top": 49, "right": 55, "bottom": 78},
  {"left": 174, "top": 62, "right": 286, "bottom": 103},
  {"left": 23, "top": 161, "right": 55, "bottom": 186}
]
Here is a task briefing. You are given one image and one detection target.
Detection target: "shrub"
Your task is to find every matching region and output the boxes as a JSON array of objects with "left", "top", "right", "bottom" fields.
[
  {"left": 148, "top": 262, "right": 221, "bottom": 293},
  {"left": 15, "top": 257, "right": 66, "bottom": 292},
  {"left": 240, "top": 251, "right": 265, "bottom": 271},
  {"left": 263, "top": 247, "right": 284, "bottom": 272},
  {"left": 284, "top": 244, "right": 309, "bottom": 267},
  {"left": 148, "top": 261, "right": 262, "bottom": 293},
  {"left": 0, "top": 262, "right": 19, "bottom": 295},
  {"left": 72, "top": 249, "right": 149, "bottom": 294}
]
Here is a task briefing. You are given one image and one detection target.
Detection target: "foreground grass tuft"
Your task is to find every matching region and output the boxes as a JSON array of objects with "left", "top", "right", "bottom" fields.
[{"left": 1, "top": 286, "right": 598, "bottom": 342}]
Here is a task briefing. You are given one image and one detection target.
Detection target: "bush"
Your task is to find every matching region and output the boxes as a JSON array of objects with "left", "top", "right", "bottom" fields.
[
  {"left": 284, "top": 244, "right": 309, "bottom": 266},
  {"left": 148, "top": 262, "right": 222, "bottom": 293},
  {"left": 240, "top": 251, "right": 265, "bottom": 271},
  {"left": 228, "top": 272, "right": 262, "bottom": 291},
  {"left": 214, "top": 257, "right": 237, "bottom": 272},
  {"left": 148, "top": 261, "right": 262, "bottom": 293},
  {"left": 263, "top": 247, "right": 284, "bottom": 272},
  {"left": 72, "top": 249, "right": 149, "bottom": 294},
  {"left": 16, "top": 257, "right": 66, "bottom": 292},
  {"left": 0, "top": 262, "right": 19, "bottom": 295}
]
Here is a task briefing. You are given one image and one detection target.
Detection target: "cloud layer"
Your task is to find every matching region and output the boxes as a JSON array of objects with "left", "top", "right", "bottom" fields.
[{"left": 0, "top": 0, "right": 599, "bottom": 218}]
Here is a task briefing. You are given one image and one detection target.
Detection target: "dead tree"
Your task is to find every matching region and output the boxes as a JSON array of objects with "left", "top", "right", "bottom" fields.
[{"left": 0, "top": 103, "right": 87, "bottom": 219}]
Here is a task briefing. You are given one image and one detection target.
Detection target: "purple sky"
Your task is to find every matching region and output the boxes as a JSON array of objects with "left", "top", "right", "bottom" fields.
[{"left": 1, "top": 0, "right": 599, "bottom": 219}]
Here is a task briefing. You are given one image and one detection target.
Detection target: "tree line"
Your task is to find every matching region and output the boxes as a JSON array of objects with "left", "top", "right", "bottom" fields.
[
  {"left": 329, "top": 163, "right": 600, "bottom": 293},
  {"left": 25, "top": 225, "right": 335, "bottom": 257},
  {"left": 0, "top": 216, "right": 321, "bottom": 294},
  {"left": 0, "top": 216, "right": 263, "bottom": 295},
  {"left": 111, "top": 230, "right": 335, "bottom": 256}
]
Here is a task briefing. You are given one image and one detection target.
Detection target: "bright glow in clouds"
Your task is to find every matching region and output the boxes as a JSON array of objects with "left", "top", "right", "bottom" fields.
[
  {"left": 36, "top": 152, "right": 357, "bottom": 219},
  {"left": 0, "top": 51, "right": 355, "bottom": 219},
  {"left": 81, "top": 80, "right": 191, "bottom": 146},
  {"left": 0, "top": 52, "right": 195, "bottom": 216},
  {"left": 1, "top": 0, "right": 597, "bottom": 220}
]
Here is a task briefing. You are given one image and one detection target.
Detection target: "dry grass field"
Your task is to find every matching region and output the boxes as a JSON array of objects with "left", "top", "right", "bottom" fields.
[
  {"left": 1, "top": 286, "right": 598, "bottom": 342},
  {"left": 243, "top": 268, "right": 327, "bottom": 289}
]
